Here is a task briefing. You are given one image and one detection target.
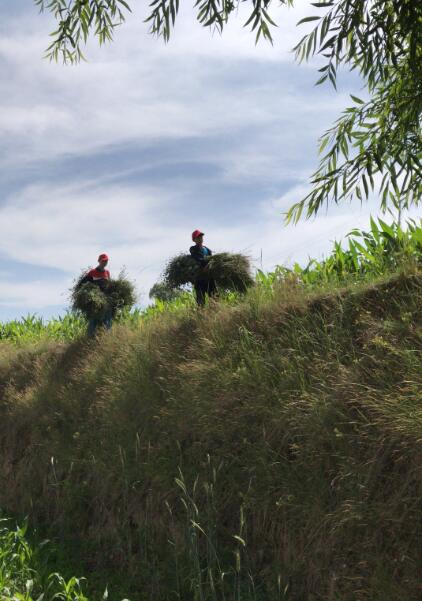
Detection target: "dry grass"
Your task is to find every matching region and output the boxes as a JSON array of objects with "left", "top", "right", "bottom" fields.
[{"left": 0, "top": 272, "right": 421, "bottom": 600}]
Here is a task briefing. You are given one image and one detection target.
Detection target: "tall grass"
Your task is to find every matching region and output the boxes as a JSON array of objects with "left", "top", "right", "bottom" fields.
[
  {"left": 0, "top": 267, "right": 421, "bottom": 600},
  {"left": 0, "top": 217, "right": 421, "bottom": 599}
]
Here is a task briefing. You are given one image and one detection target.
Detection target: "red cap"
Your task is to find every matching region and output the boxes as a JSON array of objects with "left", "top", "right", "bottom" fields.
[
  {"left": 192, "top": 229, "right": 204, "bottom": 241},
  {"left": 98, "top": 253, "right": 109, "bottom": 262}
]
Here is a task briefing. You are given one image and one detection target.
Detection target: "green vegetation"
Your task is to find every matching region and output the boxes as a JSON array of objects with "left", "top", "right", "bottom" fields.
[
  {"left": 161, "top": 253, "right": 202, "bottom": 288},
  {"left": 0, "top": 313, "right": 85, "bottom": 344},
  {"left": 160, "top": 252, "right": 254, "bottom": 293},
  {"left": 204, "top": 253, "right": 254, "bottom": 292},
  {"left": 0, "top": 300, "right": 194, "bottom": 344},
  {"left": 72, "top": 284, "right": 110, "bottom": 321},
  {"left": 0, "top": 517, "right": 99, "bottom": 601},
  {"left": 149, "top": 282, "right": 184, "bottom": 303},
  {"left": 71, "top": 273, "right": 137, "bottom": 321},
  {"left": 259, "top": 217, "right": 422, "bottom": 288},
  {"left": 0, "top": 219, "right": 421, "bottom": 599},
  {"left": 1, "top": 218, "right": 420, "bottom": 344}
]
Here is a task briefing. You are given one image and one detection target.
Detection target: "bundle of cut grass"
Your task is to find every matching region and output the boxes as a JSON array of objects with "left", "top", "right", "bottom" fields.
[
  {"left": 71, "top": 283, "right": 110, "bottom": 320},
  {"left": 107, "top": 277, "right": 137, "bottom": 315},
  {"left": 71, "top": 272, "right": 137, "bottom": 320},
  {"left": 163, "top": 254, "right": 201, "bottom": 288},
  {"left": 208, "top": 252, "right": 254, "bottom": 292},
  {"left": 163, "top": 252, "right": 254, "bottom": 293}
]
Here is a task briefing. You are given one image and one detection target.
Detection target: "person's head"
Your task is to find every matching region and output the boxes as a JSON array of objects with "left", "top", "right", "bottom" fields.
[
  {"left": 97, "top": 253, "right": 109, "bottom": 269},
  {"left": 192, "top": 229, "right": 204, "bottom": 245}
]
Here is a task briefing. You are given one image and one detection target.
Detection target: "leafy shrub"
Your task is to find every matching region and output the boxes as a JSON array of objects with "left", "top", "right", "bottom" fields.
[{"left": 149, "top": 282, "right": 184, "bottom": 302}]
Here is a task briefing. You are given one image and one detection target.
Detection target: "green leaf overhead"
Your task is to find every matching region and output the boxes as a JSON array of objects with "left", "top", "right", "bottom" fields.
[{"left": 287, "top": 0, "right": 422, "bottom": 221}]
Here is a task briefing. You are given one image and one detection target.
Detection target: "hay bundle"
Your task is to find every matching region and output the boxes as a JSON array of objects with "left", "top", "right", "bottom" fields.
[
  {"left": 72, "top": 283, "right": 110, "bottom": 320},
  {"left": 208, "top": 252, "right": 254, "bottom": 292},
  {"left": 163, "top": 252, "right": 254, "bottom": 293},
  {"left": 107, "top": 277, "right": 137, "bottom": 313},
  {"left": 71, "top": 272, "right": 137, "bottom": 320},
  {"left": 163, "top": 254, "right": 201, "bottom": 288}
]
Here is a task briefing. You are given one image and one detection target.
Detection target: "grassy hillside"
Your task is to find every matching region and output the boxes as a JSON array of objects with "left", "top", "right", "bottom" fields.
[{"left": 0, "top": 270, "right": 421, "bottom": 600}]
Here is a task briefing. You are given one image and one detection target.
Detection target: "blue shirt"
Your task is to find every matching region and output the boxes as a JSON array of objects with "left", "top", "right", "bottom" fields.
[{"left": 190, "top": 245, "right": 212, "bottom": 267}]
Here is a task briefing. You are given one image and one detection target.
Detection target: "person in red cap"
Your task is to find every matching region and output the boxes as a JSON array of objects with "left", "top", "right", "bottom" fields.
[
  {"left": 190, "top": 230, "right": 217, "bottom": 306},
  {"left": 79, "top": 253, "right": 112, "bottom": 336}
]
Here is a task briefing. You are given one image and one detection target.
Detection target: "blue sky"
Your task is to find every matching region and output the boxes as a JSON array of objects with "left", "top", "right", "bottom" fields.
[{"left": 0, "top": 1, "right": 417, "bottom": 320}]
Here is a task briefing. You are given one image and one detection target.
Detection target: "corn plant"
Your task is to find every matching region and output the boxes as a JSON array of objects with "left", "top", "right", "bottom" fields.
[
  {"left": 0, "top": 517, "right": 126, "bottom": 601},
  {"left": 263, "top": 217, "right": 421, "bottom": 289},
  {"left": 0, "top": 314, "right": 85, "bottom": 343}
]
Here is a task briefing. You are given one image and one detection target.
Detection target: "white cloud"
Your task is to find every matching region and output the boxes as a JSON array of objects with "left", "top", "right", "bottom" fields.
[
  {"left": 0, "top": 180, "right": 192, "bottom": 307},
  {"left": 1, "top": 0, "right": 403, "bottom": 320},
  {"left": 1, "top": 174, "right": 418, "bottom": 315},
  {"left": 0, "top": 1, "right": 342, "bottom": 170},
  {"left": 0, "top": 280, "right": 69, "bottom": 310}
]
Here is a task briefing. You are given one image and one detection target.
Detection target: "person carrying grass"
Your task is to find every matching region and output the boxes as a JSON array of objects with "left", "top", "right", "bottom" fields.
[
  {"left": 79, "top": 253, "right": 113, "bottom": 336},
  {"left": 190, "top": 230, "right": 217, "bottom": 306}
]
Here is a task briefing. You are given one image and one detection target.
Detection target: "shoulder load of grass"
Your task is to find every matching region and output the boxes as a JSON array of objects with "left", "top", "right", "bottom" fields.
[
  {"left": 71, "top": 271, "right": 137, "bottom": 321},
  {"left": 162, "top": 251, "right": 254, "bottom": 292},
  {"left": 207, "top": 252, "right": 254, "bottom": 292},
  {"left": 1, "top": 218, "right": 420, "bottom": 344},
  {"left": 0, "top": 267, "right": 421, "bottom": 601},
  {"left": 163, "top": 253, "right": 200, "bottom": 287},
  {"left": 72, "top": 283, "right": 110, "bottom": 320}
]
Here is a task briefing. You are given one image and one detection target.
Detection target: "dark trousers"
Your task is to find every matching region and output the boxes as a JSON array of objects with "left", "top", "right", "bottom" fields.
[
  {"left": 194, "top": 278, "right": 217, "bottom": 306},
  {"left": 87, "top": 312, "right": 112, "bottom": 337}
]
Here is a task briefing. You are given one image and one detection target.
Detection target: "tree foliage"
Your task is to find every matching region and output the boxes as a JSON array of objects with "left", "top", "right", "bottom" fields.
[
  {"left": 35, "top": 0, "right": 421, "bottom": 219},
  {"left": 35, "top": 0, "right": 131, "bottom": 62},
  {"left": 34, "top": 0, "right": 292, "bottom": 58},
  {"left": 286, "top": 0, "right": 422, "bottom": 222}
]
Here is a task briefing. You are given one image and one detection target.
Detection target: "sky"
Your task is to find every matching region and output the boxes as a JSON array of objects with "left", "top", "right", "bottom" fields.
[{"left": 0, "top": 1, "right": 418, "bottom": 320}]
